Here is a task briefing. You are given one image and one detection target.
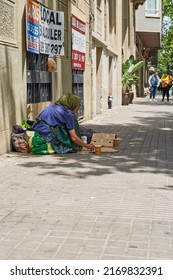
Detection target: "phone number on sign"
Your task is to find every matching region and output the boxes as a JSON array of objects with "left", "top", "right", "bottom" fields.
[{"left": 102, "top": 266, "right": 163, "bottom": 276}]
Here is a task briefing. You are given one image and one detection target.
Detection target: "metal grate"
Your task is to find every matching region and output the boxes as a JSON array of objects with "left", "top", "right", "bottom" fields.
[
  {"left": 72, "top": 69, "right": 84, "bottom": 119},
  {"left": 26, "top": 52, "right": 52, "bottom": 104}
]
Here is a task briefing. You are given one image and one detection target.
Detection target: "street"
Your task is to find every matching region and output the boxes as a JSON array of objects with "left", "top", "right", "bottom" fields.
[{"left": 0, "top": 94, "right": 173, "bottom": 260}]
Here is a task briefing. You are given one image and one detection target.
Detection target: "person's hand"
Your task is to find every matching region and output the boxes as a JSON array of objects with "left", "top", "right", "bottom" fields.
[{"left": 86, "top": 143, "right": 95, "bottom": 151}]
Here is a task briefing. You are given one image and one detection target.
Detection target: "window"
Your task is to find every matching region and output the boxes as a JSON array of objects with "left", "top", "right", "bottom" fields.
[
  {"left": 109, "top": 0, "right": 113, "bottom": 27},
  {"left": 97, "top": 0, "right": 102, "bottom": 9},
  {"left": 145, "top": 0, "right": 159, "bottom": 16}
]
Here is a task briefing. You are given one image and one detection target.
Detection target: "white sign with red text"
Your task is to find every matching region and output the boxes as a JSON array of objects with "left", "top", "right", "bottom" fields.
[{"left": 72, "top": 15, "right": 86, "bottom": 70}]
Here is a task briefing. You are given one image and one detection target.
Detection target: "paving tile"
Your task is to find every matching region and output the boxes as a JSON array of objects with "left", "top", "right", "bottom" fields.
[{"left": 1, "top": 97, "right": 173, "bottom": 259}]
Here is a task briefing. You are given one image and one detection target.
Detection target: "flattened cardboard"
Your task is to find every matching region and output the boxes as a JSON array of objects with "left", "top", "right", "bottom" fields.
[
  {"left": 98, "top": 147, "right": 118, "bottom": 153},
  {"left": 80, "top": 147, "right": 118, "bottom": 153}
]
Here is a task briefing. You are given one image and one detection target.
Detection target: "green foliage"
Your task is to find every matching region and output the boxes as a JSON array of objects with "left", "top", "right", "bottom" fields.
[
  {"left": 122, "top": 55, "right": 144, "bottom": 92},
  {"left": 157, "top": 0, "right": 173, "bottom": 74},
  {"left": 19, "top": 120, "right": 31, "bottom": 129}
]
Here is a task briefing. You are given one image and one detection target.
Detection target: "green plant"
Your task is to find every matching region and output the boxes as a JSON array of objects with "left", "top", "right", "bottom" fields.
[{"left": 122, "top": 55, "right": 144, "bottom": 93}]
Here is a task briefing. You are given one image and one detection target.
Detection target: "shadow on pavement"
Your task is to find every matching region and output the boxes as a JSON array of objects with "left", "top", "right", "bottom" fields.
[{"left": 18, "top": 106, "right": 173, "bottom": 180}]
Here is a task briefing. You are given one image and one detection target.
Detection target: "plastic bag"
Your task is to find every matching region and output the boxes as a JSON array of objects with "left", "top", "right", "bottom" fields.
[{"left": 11, "top": 132, "right": 29, "bottom": 153}]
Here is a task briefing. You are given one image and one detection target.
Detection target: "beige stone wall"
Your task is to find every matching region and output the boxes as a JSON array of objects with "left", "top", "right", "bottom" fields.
[
  {"left": 71, "top": 0, "right": 92, "bottom": 121},
  {"left": 0, "top": 0, "right": 92, "bottom": 154},
  {"left": 122, "top": 0, "right": 136, "bottom": 60},
  {"left": 0, "top": 0, "right": 133, "bottom": 154},
  {"left": 45, "top": 0, "right": 92, "bottom": 121},
  {"left": 0, "top": 0, "right": 26, "bottom": 154},
  {"left": 40, "top": 0, "right": 72, "bottom": 100},
  {"left": 91, "top": 0, "right": 122, "bottom": 115}
]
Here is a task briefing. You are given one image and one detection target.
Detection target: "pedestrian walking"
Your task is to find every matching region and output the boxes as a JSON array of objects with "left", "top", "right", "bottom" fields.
[
  {"left": 160, "top": 71, "right": 173, "bottom": 102},
  {"left": 148, "top": 71, "right": 160, "bottom": 101}
]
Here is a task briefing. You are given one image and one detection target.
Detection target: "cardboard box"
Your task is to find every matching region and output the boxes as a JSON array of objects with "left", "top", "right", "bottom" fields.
[
  {"left": 27, "top": 102, "right": 52, "bottom": 121},
  {"left": 91, "top": 133, "right": 117, "bottom": 146},
  {"left": 91, "top": 133, "right": 119, "bottom": 153}
]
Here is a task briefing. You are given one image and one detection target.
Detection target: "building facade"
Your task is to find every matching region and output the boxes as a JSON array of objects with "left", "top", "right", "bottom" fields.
[
  {"left": 0, "top": 0, "right": 147, "bottom": 155},
  {"left": 90, "top": 0, "right": 122, "bottom": 116},
  {"left": 136, "top": 0, "right": 162, "bottom": 94}
]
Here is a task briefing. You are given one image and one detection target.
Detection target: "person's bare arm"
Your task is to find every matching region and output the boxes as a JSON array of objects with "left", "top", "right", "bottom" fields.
[{"left": 69, "top": 129, "right": 95, "bottom": 150}]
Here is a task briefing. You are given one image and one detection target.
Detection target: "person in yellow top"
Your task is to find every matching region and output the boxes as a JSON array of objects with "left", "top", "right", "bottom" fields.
[{"left": 160, "top": 71, "right": 173, "bottom": 102}]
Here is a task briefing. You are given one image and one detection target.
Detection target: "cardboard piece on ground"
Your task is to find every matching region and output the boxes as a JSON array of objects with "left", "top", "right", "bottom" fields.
[
  {"left": 80, "top": 147, "right": 118, "bottom": 153},
  {"left": 100, "top": 147, "right": 118, "bottom": 153},
  {"left": 81, "top": 133, "right": 119, "bottom": 153},
  {"left": 27, "top": 102, "right": 52, "bottom": 121},
  {"left": 91, "top": 133, "right": 117, "bottom": 147}
]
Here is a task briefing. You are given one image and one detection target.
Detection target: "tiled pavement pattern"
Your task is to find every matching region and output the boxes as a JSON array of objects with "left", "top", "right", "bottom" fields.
[{"left": 0, "top": 94, "right": 173, "bottom": 260}]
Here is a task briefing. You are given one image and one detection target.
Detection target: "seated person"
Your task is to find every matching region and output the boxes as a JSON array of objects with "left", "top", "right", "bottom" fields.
[{"left": 32, "top": 93, "right": 95, "bottom": 154}]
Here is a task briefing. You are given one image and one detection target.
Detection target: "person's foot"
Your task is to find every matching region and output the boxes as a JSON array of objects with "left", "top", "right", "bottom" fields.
[
  {"left": 149, "top": 99, "right": 152, "bottom": 101},
  {"left": 153, "top": 99, "right": 156, "bottom": 101}
]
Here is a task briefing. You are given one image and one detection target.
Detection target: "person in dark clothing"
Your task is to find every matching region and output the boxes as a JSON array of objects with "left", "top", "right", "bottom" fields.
[{"left": 160, "top": 71, "right": 172, "bottom": 102}]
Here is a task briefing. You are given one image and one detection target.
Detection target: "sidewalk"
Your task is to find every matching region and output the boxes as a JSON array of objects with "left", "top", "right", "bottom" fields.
[{"left": 0, "top": 95, "right": 173, "bottom": 260}]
